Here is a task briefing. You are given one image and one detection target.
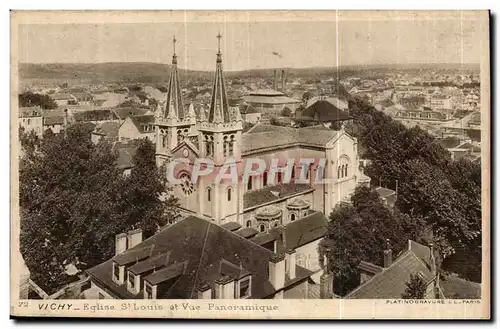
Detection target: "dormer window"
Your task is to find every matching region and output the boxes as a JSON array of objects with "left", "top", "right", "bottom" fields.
[
  {"left": 127, "top": 271, "right": 137, "bottom": 293},
  {"left": 144, "top": 281, "right": 156, "bottom": 299},
  {"left": 112, "top": 262, "right": 124, "bottom": 284},
  {"left": 237, "top": 276, "right": 251, "bottom": 299}
]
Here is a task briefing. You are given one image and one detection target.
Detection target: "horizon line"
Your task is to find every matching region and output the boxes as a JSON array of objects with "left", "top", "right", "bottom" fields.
[{"left": 19, "top": 61, "right": 481, "bottom": 73}]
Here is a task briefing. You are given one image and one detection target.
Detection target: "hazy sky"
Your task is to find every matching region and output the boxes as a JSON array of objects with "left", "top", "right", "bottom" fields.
[{"left": 18, "top": 17, "right": 483, "bottom": 71}]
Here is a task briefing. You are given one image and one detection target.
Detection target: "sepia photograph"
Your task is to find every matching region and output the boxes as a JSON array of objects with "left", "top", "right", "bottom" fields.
[{"left": 10, "top": 10, "right": 490, "bottom": 319}]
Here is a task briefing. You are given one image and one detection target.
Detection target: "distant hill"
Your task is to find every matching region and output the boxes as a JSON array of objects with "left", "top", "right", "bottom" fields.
[{"left": 18, "top": 62, "right": 480, "bottom": 85}]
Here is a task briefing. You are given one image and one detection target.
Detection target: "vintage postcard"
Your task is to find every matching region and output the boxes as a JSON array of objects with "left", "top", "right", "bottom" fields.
[{"left": 10, "top": 10, "right": 490, "bottom": 319}]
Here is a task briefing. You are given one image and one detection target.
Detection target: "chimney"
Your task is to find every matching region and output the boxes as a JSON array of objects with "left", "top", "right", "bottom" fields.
[
  {"left": 281, "top": 69, "right": 286, "bottom": 92},
  {"left": 213, "top": 275, "right": 235, "bottom": 299},
  {"left": 285, "top": 249, "right": 296, "bottom": 280},
  {"left": 115, "top": 233, "right": 128, "bottom": 255},
  {"left": 383, "top": 239, "right": 392, "bottom": 268},
  {"left": 196, "top": 281, "right": 212, "bottom": 299},
  {"left": 127, "top": 228, "right": 143, "bottom": 249},
  {"left": 273, "top": 70, "right": 277, "bottom": 90},
  {"left": 268, "top": 253, "right": 286, "bottom": 290}
]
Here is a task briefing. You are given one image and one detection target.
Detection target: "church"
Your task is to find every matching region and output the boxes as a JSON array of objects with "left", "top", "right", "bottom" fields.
[{"left": 85, "top": 35, "right": 368, "bottom": 300}]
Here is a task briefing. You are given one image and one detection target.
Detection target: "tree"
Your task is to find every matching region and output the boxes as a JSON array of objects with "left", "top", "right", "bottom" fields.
[
  {"left": 118, "top": 139, "right": 179, "bottom": 238},
  {"left": 19, "top": 123, "right": 125, "bottom": 292},
  {"left": 319, "top": 186, "right": 414, "bottom": 296},
  {"left": 19, "top": 92, "right": 58, "bottom": 109},
  {"left": 280, "top": 107, "right": 292, "bottom": 117},
  {"left": 302, "top": 91, "right": 312, "bottom": 105},
  {"left": 402, "top": 274, "right": 427, "bottom": 299}
]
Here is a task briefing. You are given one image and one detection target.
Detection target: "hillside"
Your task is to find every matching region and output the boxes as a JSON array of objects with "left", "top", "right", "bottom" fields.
[{"left": 18, "top": 62, "right": 480, "bottom": 86}]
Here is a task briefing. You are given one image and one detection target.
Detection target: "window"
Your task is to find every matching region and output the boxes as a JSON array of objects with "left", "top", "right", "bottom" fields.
[
  {"left": 27, "top": 119, "right": 31, "bottom": 125},
  {"left": 246, "top": 220, "right": 252, "bottom": 228},
  {"left": 179, "top": 173, "right": 195, "bottom": 196},
  {"left": 290, "top": 166, "right": 295, "bottom": 181},
  {"left": 263, "top": 171, "right": 268, "bottom": 187},
  {"left": 259, "top": 224, "right": 266, "bottom": 233},
  {"left": 128, "top": 272, "right": 135, "bottom": 290},
  {"left": 144, "top": 282, "right": 153, "bottom": 299},
  {"left": 162, "top": 135, "right": 168, "bottom": 148},
  {"left": 344, "top": 164, "right": 348, "bottom": 177},
  {"left": 207, "top": 187, "right": 211, "bottom": 202},
  {"left": 277, "top": 171, "right": 282, "bottom": 184},
  {"left": 113, "top": 263, "right": 120, "bottom": 282},
  {"left": 227, "top": 188, "right": 232, "bottom": 201},
  {"left": 247, "top": 177, "right": 252, "bottom": 191},
  {"left": 337, "top": 166, "right": 341, "bottom": 179},
  {"left": 273, "top": 221, "right": 279, "bottom": 228},
  {"left": 303, "top": 211, "right": 308, "bottom": 217},
  {"left": 290, "top": 213, "right": 296, "bottom": 222},
  {"left": 238, "top": 277, "right": 251, "bottom": 298}
]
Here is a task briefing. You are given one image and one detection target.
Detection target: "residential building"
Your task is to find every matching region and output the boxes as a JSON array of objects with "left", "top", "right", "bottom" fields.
[
  {"left": 118, "top": 115, "right": 155, "bottom": 141},
  {"left": 91, "top": 122, "right": 120, "bottom": 144},
  {"left": 19, "top": 106, "right": 43, "bottom": 136}
]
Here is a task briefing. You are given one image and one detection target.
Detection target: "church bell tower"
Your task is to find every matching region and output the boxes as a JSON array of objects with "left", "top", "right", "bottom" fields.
[
  {"left": 155, "top": 36, "right": 196, "bottom": 166},
  {"left": 197, "top": 33, "right": 243, "bottom": 224}
]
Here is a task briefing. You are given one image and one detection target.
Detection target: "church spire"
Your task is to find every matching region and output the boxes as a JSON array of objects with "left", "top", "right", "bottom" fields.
[
  {"left": 163, "top": 35, "right": 184, "bottom": 120},
  {"left": 208, "top": 32, "right": 230, "bottom": 123}
]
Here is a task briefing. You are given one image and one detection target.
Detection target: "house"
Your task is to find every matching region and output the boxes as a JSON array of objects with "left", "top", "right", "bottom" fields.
[
  {"left": 19, "top": 106, "right": 43, "bottom": 137},
  {"left": 347, "top": 240, "right": 441, "bottom": 299},
  {"left": 118, "top": 115, "right": 155, "bottom": 141},
  {"left": 112, "top": 140, "right": 140, "bottom": 176},
  {"left": 375, "top": 186, "right": 397, "bottom": 208},
  {"left": 91, "top": 122, "right": 120, "bottom": 144},
  {"left": 43, "top": 109, "right": 67, "bottom": 134},
  {"left": 73, "top": 109, "right": 119, "bottom": 124},
  {"left": 112, "top": 107, "right": 151, "bottom": 124},
  {"left": 240, "top": 104, "right": 261, "bottom": 124},
  {"left": 294, "top": 100, "right": 350, "bottom": 125},
  {"left": 52, "top": 93, "right": 77, "bottom": 106},
  {"left": 85, "top": 216, "right": 322, "bottom": 299}
]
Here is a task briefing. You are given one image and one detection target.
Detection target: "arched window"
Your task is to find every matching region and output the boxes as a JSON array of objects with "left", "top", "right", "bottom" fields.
[
  {"left": 247, "top": 177, "right": 252, "bottom": 191},
  {"left": 290, "top": 166, "right": 295, "bottom": 181},
  {"left": 277, "top": 171, "right": 282, "bottom": 184},
  {"left": 228, "top": 134, "right": 235, "bottom": 155},
  {"left": 290, "top": 213, "right": 296, "bottom": 222},
  {"left": 259, "top": 224, "right": 266, "bottom": 233},
  {"left": 263, "top": 171, "right": 268, "bottom": 187},
  {"left": 162, "top": 135, "right": 167, "bottom": 148},
  {"left": 246, "top": 220, "right": 252, "bottom": 228},
  {"left": 223, "top": 135, "right": 228, "bottom": 156},
  {"left": 337, "top": 166, "right": 341, "bottom": 179},
  {"left": 227, "top": 187, "right": 232, "bottom": 201},
  {"left": 207, "top": 187, "right": 211, "bottom": 202},
  {"left": 344, "top": 164, "right": 348, "bottom": 177}
]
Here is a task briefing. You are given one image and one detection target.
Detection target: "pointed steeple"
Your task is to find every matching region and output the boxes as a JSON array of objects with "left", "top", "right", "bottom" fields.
[
  {"left": 163, "top": 35, "right": 185, "bottom": 120},
  {"left": 208, "top": 33, "right": 231, "bottom": 124}
]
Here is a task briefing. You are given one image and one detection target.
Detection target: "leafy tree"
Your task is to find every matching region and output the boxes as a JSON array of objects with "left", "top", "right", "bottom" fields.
[
  {"left": 280, "top": 107, "right": 292, "bottom": 117},
  {"left": 19, "top": 92, "right": 58, "bottom": 109},
  {"left": 402, "top": 274, "right": 427, "bottom": 299},
  {"left": 19, "top": 124, "right": 123, "bottom": 292},
  {"left": 319, "top": 186, "right": 414, "bottom": 296},
  {"left": 117, "top": 139, "right": 179, "bottom": 238},
  {"left": 19, "top": 126, "right": 40, "bottom": 156}
]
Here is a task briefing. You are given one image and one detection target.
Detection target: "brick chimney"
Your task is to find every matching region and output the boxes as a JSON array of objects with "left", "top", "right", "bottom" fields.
[
  {"left": 268, "top": 253, "right": 286, "bottom": 290},
  {"left": 213, "top": 274, "right": 235, "bottom": 299},
  {"left": 197, "top": 281, "right": 212, "bottom": 299},
  {"left": 127, "top": 228, "right": 143, "bottom": 249},
  {"left": 383, "top": 239, "right": 392, "bottom": 268},
  {"left": 115, "top": 233, "right": 128, "bottom": 255},
  {"left": 285, "top": 249, "right": 296, "bottom": 280}
]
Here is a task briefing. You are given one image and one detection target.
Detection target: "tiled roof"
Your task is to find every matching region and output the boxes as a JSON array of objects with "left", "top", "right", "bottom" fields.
[
  {"left": 244, "top": 183, "right": 314, "bottom": 210},
  {"left": 19, "top": 106, "right": 42, "bottom": 117},
  {"left": 74, "top": 109, "right": 118, "bottom": 122},
  {"left": 299, "top": 100, "right": 350, "bottom": 122},
  {"left": 86, "top": 216, "right": 313, "bottom": 299},
  {"left": 114, "top": 245, "right": 154, "bottom": 266},
  {"left": 221, "top": 222, "right": 242, "bottom": 232},
  {"left": 235, "top": 227, "right": 259, "bottom": 239},
  {"left": 241, "top": 124, "right": 339, "bottom": 154},
  {"left": 284, "top": 211, "right": 328, "bottom": 249},
  {"left": 94, "top": 122, "right": 120, "bottom": 138},
  {"left": 128, "top": 253, "right": 170, "bottom": 275},
  {"left": 243, "top": 95, "right": 300, "bottom": 105},
  {"left": 130, "top": 115, "right": 155, "bottom": 133},
  {"left": 347, "top": 240, "right": 435, "bottom": 299},
  {"left": 112, "top": 107, "right": 149, "bottom": 119},
  {"left": 144, "top": 261, "right": 187, "bottom": 286}
]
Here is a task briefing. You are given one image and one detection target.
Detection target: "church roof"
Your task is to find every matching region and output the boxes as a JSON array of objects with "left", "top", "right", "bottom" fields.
[
  {"left": 241, "top": 123, "right": 340, "bottom": 154},
  {"left": 208, "top": 39, "right": 231, "bottom": 124},
  {"left": 162, "top": 39, "right": 185, "bottom": 120},
  {"left": 244, "top": 183, "right": 314, "bottom": 210}
]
